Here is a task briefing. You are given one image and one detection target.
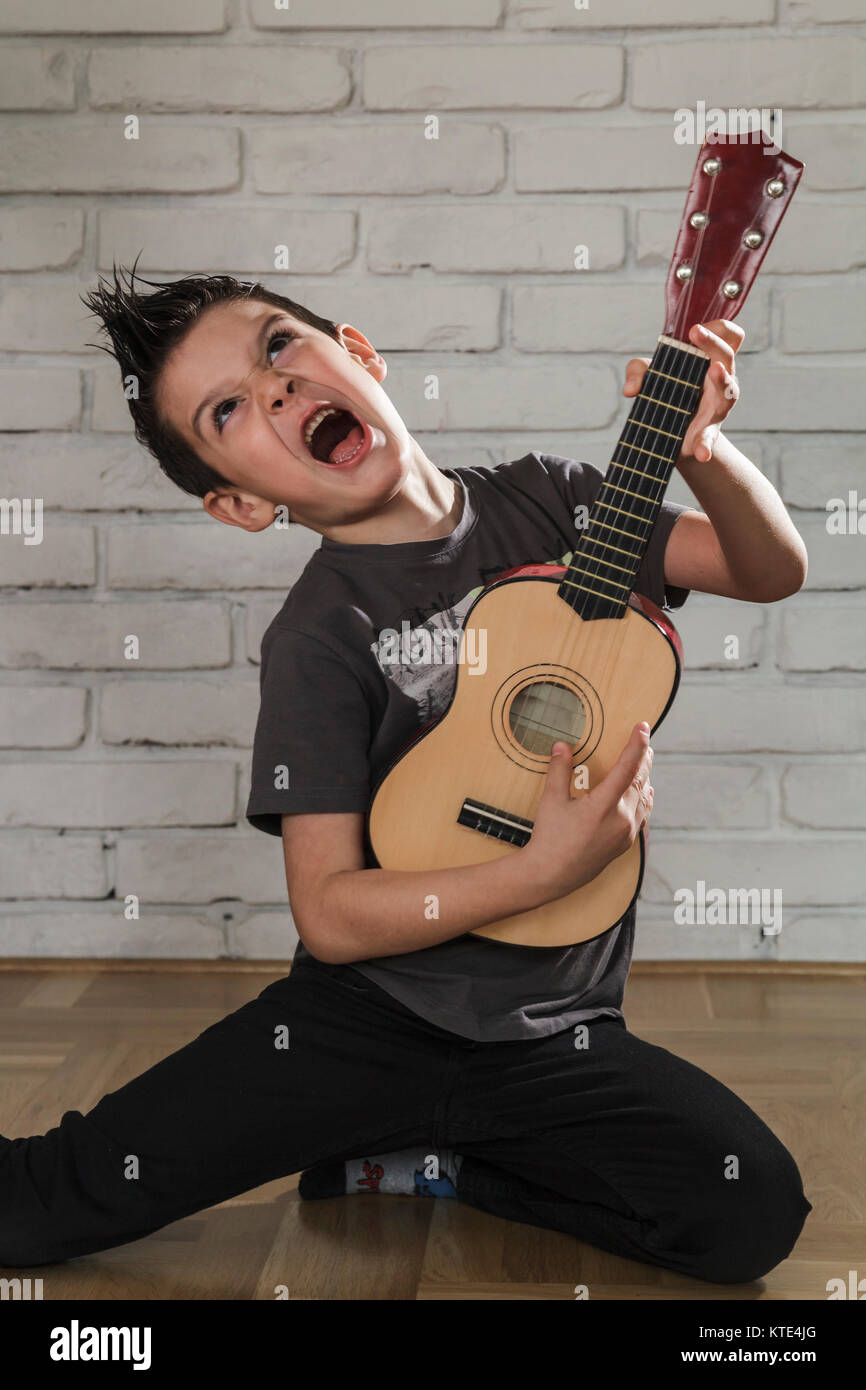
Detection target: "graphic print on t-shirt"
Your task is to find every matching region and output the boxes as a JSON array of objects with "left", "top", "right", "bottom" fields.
[{"left": 368, "top": 548, "right": 576, "bottom": 725}]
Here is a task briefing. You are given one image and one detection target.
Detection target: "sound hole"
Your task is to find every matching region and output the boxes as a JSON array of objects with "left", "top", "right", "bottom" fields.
[{"left": 508, "top": 681, "right": 587, "bottom": 757}]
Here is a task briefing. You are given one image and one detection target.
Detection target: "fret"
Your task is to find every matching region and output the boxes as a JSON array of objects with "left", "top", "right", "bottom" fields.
[
  {"left": 614, "top": 439, "right": 677, "bottom": 465},
  {"left": 571, "top": 551, "right": 634, "bottom": 575},
  {"left": 643, "top": 366, "right": 703, "bottom": 389},
  {"left": 637, "top": 394, "right": 692, "bottom": 415},
  {"left": 603, "top": 481, "right": 659, "bottom": 504},
  {"left": 560, "top": 577, "right": 628, "bottom": 601},
  {"left": 592, "top": 499, "right": 655, "bottom": 524},
  {"left": 567, "top": 570, "right": 633, "bottom": 592},
  {"left": 607, "top": 460, "right": 666, "bottom": 485},
  {"left": 578, "top": 534, "right": 643, "bottom": 561},
  {"left": 588, "top": 517, "right": 651, "bottom": 540},
  {"left": 623, "top": 418, "right": 684, "bottom": 443}
]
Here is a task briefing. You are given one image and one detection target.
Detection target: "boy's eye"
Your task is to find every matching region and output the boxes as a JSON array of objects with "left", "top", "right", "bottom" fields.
[{"left": 210, "top": 326, "right": 297, "bottom": 433}]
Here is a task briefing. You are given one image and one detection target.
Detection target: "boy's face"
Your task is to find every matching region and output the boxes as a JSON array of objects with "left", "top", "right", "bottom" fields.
[{"left": 157, "top": 297, "right": 415, "bottom": 533}]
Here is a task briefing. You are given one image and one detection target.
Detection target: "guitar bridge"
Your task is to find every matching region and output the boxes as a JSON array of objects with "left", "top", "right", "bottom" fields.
[{"left": 457, "top": 798, "right": 533, "bottom": 847}]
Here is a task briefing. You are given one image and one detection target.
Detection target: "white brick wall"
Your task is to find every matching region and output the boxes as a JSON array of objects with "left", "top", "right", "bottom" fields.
[{"left": 0, "top": 2, "right": 863, "bottom": 963}]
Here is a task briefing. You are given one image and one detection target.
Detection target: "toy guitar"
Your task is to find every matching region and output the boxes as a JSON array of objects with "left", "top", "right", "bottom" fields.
[{"left": 368, "top": 132, "right": 804, "bottom": 948}]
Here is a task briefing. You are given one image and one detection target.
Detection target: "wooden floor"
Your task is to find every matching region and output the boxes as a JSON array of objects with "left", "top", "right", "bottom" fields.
[{"left": 0, "top": 963, "right": 861, "bottom": 1301}]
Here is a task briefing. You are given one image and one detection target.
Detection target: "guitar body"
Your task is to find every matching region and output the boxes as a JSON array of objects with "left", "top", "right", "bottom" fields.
[{"left": 367, "top": 565, "right": 682, "bottom": 947}]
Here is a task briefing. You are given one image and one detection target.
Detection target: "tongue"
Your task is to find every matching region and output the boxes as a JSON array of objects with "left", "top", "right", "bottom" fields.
[{"left": 328, "top": 423, "right": 364, "bottom": 465}]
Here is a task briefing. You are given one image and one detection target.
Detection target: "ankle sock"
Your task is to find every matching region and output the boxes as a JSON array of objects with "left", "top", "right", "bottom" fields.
[{"left": 299, "top": 1147, "right": 463, "bottom": 1200}]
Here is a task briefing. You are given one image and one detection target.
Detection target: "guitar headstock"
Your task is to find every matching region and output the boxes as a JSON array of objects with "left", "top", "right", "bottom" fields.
[{"left": 664, "top": 131, "right": 804, "bottom": 340}]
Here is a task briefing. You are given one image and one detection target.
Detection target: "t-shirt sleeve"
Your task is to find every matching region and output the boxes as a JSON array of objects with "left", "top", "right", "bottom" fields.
[
  {"left": 246, "top": 624, "right": 372, "bottom": 836},
  {"left": 537, "top": 451, "right": 693, "bottom": 612}
]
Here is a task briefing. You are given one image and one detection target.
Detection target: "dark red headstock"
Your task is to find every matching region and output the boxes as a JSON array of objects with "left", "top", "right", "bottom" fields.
[{"left": 664, "top": 132, "right": 804, "bottom": 340}]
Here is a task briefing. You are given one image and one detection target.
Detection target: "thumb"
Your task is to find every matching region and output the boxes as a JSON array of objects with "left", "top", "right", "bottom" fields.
[{"left": 540, "top": 741, "right": 575, "bottom": 802}]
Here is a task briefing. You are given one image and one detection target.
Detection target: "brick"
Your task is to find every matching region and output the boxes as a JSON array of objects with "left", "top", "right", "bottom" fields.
[
  {"left": 388, "top": 361, "right": 619, "bottom": 432},
  {"left": 0, "top": 47, "right": 74, "bottom": 110},
  {"left": 779, "top": 441, "right": 865, "bottom": 509},
  {"left": 512, "top": 0, "right": 774, "bottom": 25},
  {"left": 0, "top": 911, "right": 224, "bottom": 958},
  {"left": 0, "top": 761, "right": 236, "bottom": 827},
  {"left": 515, "top": 126, "right": 694, "bottom": 192},
  {"left": 0, "top": 685, "right": 86, "bottom": 747},
  {"left": 632, "top": 916, "right": 774, "bottom": 962},
  {"left": 788, "top": 124, "right": 866, "bottom": 193},
  {"left": 632, "top": 39, "right": 866, "bottom": 110},
  {"left": 780, "top": 602, "right": 866, "bottom": 671},
  {"left": 0, "top": 283, "right": 102, "bottom": 353},
  {"left": 0, "top": 123, "right": 240, "bottom": 194},
  {"left": 728, "top": 364, "right": 866, "bottom": 432},
  {"left": 788, "top": 0, "right": 866, "bottom": 18},
  {"left": 97, "top": 208, "right": 356, "bottom": 275},
  {"left": 772, "top": 916, "right": 865, "bottom": 963},
  {"left": 369, "top": 203, "right": 625, "bottom": 273},
  {"left": 669, "top": 597, "right": 766, "bottom": 669},
  {"left": 0, "top": 206, "right": 84, "bottom": 270},
  {"left": 781, "top": 764, "right": 866, "bottom": 828},
  {"left": 250, "top": 123, "right": 504, "bottom": 196},
  {"left": 234, "top": 912, "right": 300, "bottom": 960},
  {"left": 0, "top": 600, "right": 231, "bottom": 669},
  {"left": 364, "top": 44, "right": 622, "bottom": 110},
  {"left": 649, "top": 758, "right": 771, "bottom": 828},
  {"left": 115, "top": 833, "right": 287, "bottom": 903},
  {"left": 250, "top": 0, "right": 502, "bottom": 26},
  {"left": 279, "top": 279, "right": 501, "bottom": 351},
  {"left": 0, "top": 835, "right": 107, "bottom": 898},
  {"left": 245, "top": 600, "right": 283, "bottom": 662},
  {"left": 101, "top": 679, "right": 259, "bottom": 746},
  {"left": 780, "top": 279, "right": 866, "bottom": 352},
  {"left": 0, "top": 526, "right": 95, "bottom": 589},
  {"left": 88, "top": 45, "right": 350, "bottom": 113},
  {"left": 644, "top": 838, "right": 863, "bottom": 906},
  {"left": 637, "top": 204, "right": 866, "bottom": 274},
  {"left": 0, "top": 434, "right": 198, "bottom": 511},
  {"left": 107, "top": 520, "right": 321, "bottom": 591},
  {"left": 0, "top": 0, "right": 227, "bottom": 33},
  {"left": 794, "top": 517, "right": 866, "bottom": 591},
  {"left": 512, "top": 282, "right": 769, "bottom": 353},
  {"left": 0, "top": 369, "right": 80, "bottom": 430},
  {"left": 660, "top": 682, "right": 866, "bottom": 753},
  {"left": 91, "top": 368, "right": 146, "bottom": 433}
]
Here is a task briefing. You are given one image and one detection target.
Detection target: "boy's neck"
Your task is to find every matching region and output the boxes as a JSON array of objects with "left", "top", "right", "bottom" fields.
[{"left": 315, "top": 454, "right": 462, "bottom": 548}]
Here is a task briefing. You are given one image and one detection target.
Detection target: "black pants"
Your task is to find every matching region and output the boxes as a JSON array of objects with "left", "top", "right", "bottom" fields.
[{"left": 0, "top": 960, "right": 811, "bottom": 1283}]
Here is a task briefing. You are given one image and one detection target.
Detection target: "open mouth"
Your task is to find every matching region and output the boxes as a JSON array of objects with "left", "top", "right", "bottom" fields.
[{"left": 303, "top": 405, "right": 368, "bottom": 467}]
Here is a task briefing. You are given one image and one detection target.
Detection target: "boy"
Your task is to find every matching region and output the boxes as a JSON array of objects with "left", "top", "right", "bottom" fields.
[{"left": 0, "top": 267, "right": 811, "bottom": 1285}]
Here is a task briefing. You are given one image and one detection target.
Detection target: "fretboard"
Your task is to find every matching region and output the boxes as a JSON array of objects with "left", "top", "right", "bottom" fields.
[{"left": 558, "top": 335, "right": 709, "bottom": 621}]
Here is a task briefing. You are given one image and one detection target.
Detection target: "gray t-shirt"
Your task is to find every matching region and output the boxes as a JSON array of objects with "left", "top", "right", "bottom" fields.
[{"left": 246, "top": 451, "right": 691, "bottom": 1041}]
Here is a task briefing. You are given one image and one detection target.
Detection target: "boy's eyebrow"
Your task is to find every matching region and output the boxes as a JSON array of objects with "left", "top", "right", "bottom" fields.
[{"left": 191, "top": 311, "right": 287, "bottom": 439}]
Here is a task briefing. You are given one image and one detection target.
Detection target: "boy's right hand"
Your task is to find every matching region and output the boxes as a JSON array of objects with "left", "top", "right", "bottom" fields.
[{"left": 522, "top": 721, "right": 654, "bottom": 902}]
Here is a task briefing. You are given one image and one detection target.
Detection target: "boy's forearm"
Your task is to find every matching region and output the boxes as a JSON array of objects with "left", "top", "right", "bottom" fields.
[
  {"left": 676, "top": 431, "right": 807, "bottom": 598},
  {"left": 307, "top": 849, "right": 548, "bottom": 964}
]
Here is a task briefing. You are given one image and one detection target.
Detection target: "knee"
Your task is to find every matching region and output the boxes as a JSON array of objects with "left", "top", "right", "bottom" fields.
[{"left": 689, "top": 1146, "right": 812, "bottom": 1285}]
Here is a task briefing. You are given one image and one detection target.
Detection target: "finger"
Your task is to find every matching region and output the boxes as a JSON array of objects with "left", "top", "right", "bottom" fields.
[
  {"left": 596, "top": 722, "right": 652, "bottom": 809},
  {"left": 690, "top": 423, "right": 718, "bottom": 463},
  {"left": 623, "top": 356, "right": 650, "bottom": 396},
  {"left": 688, "top": 323, "right": 736, "bottom": 372},
  {"left": 702, "top": 318, "right": 745, "bottom": 354},
  {"left": 541, "top": 740, "right": 576, "bottom": 802}
]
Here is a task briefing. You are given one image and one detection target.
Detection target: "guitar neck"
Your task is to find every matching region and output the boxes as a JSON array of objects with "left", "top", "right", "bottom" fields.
[{"left": 558, "top": 334, "right": 710, "bottom": 621}]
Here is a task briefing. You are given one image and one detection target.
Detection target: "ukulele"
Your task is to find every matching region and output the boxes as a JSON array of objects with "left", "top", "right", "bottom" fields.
[{"left": 367, "top": 132, "right": 804, "bottom": 948}]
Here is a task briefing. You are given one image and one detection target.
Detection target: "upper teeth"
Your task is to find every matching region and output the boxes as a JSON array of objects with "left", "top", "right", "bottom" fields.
[{"left": 303, "top": 406, "right": 341, "bottom": 449}]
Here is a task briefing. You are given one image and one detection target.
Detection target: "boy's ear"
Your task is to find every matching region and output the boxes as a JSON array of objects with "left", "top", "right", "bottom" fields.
[
  {"left": 335, "top": 322, "right": 386, "bottom": 383},
  {"left": 203, "top": 488, "right": 276, "bottom": 531}
]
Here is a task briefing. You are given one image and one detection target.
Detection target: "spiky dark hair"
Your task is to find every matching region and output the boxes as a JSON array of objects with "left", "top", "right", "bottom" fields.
[{"left": 80, "top": 253, "right": 342, "bottom": 498}]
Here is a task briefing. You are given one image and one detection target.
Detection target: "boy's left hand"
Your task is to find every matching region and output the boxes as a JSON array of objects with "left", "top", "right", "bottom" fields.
[{"left": 622, "top": 319, "right": 743, "bottom": 464}]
